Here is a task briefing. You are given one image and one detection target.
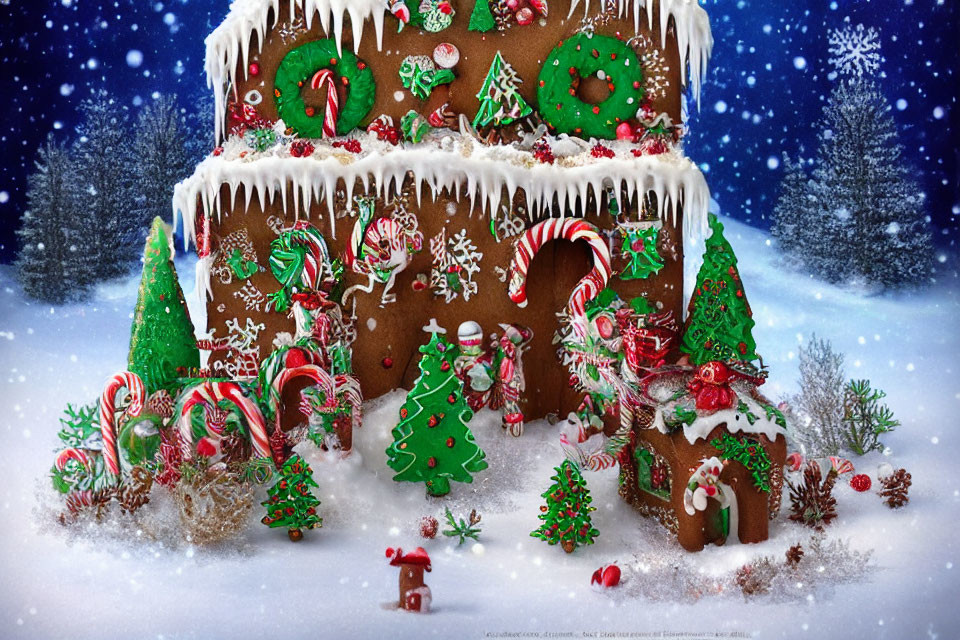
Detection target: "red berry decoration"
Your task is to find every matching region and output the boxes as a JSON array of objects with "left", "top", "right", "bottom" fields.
[
  {"left": 440, "top": 360, "right": 451, "bottom": 372},
  {"left": 590, "top": 143, "right": 615, "bottom": 159},
  {"left": 850, "top": 474, "right": 872, "bottom": 492},
  {"left": 249, "top": 62, "right": 260, "bottom": 76},
  {"left": 428, "top": 415, "right": 439, "bottom": 427},
  {"left": 285, "top": 349, "right": 308, "bottom": 369},
  {"left": 427, "top": 456, "right": 438, "bottom": 468},
  {"left": 446, "top": 437, "right": 455, "bottom": 448},
  {"left": 332, "top": 139, "right": 362, "bottom": 154},
  {"left": 382, "top": 356, "right": 394, "bottom": 369},
  {"left": 419, "top": 516, "right": 439, "bottom": 539},
  {"left": 447, "top": 393, "right": 457, "bottom": 404},
  {"left": 532, "top": 139, "right": 555, "bottom": 164}
]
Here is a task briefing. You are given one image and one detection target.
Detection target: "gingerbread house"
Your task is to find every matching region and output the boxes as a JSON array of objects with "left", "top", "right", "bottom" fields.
[{"left": 172, "top": 0, "right": 714, "bottom": 431}]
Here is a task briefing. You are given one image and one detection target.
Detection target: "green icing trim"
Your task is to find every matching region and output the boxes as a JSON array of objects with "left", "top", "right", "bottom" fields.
[
  {"left": 710, "top": 432, "right": 772, "bottom": 492},
  {"left": 274, "top": 39, "right": 376, "bottom": 137},
  {"left": 537, "top": 33, "right": 644, "bottom": 140}
]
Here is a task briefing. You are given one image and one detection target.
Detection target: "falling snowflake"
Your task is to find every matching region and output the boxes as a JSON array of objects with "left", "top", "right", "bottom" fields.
[
  {"left": 430, "top": 228, "right": 483, "bottom": 303},
  {"left": 828, "top": 23, "right": 882, "bottom": 77}
]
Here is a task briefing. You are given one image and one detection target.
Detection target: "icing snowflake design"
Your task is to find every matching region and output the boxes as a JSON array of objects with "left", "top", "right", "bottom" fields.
[
  {"left": 496, "top": 205, "right": 526, "bottom": 240},
  {"left": 207, "top": 317, "right": 266, "bottom": 379},
  {"left": 628, "top": 34, "right": 671, "bottom": 101},
  {"left": 233, "top": 281, "right": 266, "bottom": 312},
  {"left": 277, "top": 16, "right": 308, "bottom": 45},
  {"left": 828, "top": 23, "right": 882, "bottom": 77},
  {"left": 266, "top": 215, "right": 286, "bottom": 235},
  {"left": 430, "top": 228, "right": 483, "bottom": 303}
]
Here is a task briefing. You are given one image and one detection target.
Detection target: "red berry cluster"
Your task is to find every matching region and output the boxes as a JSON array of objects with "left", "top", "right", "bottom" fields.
[
  {"left": 532, "top": 139, "right": 555, "bottom": 164},
  {"left": 367, "top": 117, "right": 401, "bottom": 145},
  {"left": 332, "top": 139, "right": 362, "bottom": 154},
  {"left": 590, "top": 144, "right": 615, "bottom": 159},
  {"left": 290, "top": 140, "right": 315, "bottom": 158}
]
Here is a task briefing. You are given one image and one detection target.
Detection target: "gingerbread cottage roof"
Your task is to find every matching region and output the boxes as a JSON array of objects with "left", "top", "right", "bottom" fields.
[{"left": 205, "top": 0, "right": 713, "bottom": 142}]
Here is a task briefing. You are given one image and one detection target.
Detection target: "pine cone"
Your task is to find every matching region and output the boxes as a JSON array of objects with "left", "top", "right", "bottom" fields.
[
  {"left": 734, "top": 558, "right": 776, "bottom": 596},
  {"left": 787, "top": 462, "right": 838, "bottom": 530},
  {"left": 785, "top": 543, "right": 804, "bottom": 567},
  {"left": 879, "top": 468, "right": 912, "bottom": 509},
  {"left": 116, "top": 466, "right": 154, "bottom": 515}
]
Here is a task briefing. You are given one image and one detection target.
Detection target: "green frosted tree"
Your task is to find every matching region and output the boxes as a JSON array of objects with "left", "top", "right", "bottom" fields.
[
  {"left": 385, "top": 327, "right": 487, "bottom": 497},
  {"left": 680, "top": 214, "right": 759, "bottom": 366},
  {"left": 128, "top": 217, "right": 200, "bottom": 392},
  {"left": 473, "top": 51, "right": 532, "bottom": 129},
  {"left": 261, "top": 454, "right": 322, "bottom": 542},
  {"left": 468, "top": 0, "right": 496, "bottom": 32},
  {"left": 531, "top": 459, "right": 598, "bottom": 553}
]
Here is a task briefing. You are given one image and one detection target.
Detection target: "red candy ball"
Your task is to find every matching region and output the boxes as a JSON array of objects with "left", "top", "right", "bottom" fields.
[
  {"left": 850, "top": 474, "right": 872, "bottom": 492},
  {"left": 249, "top": 62, "right": 260, "bottom": 76},
  {"left": 382, "top": 357, "right": 394, "bottom": 369}
]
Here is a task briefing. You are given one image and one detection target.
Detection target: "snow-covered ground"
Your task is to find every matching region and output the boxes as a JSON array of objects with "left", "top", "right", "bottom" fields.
[{"left": 1, "top": 217, "right": 958, "bottom": 639}]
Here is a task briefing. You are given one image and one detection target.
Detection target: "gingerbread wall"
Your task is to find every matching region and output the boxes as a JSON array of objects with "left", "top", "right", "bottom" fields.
[
  {"left": 205, "top": 183, "right": 685, "bottom": 420},
  {"left": 229, "top": 2, "right": 684, "bottom": 140}
]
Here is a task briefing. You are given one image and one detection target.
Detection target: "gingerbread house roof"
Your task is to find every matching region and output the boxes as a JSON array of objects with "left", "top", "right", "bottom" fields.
[{"left": 205, "top": 0, "right": 713, "bottom": 142}]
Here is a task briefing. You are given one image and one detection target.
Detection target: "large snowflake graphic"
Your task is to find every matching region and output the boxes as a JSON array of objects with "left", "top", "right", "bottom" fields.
[{"left": 828, "top": 23, "right": 882, "bottom": 77}]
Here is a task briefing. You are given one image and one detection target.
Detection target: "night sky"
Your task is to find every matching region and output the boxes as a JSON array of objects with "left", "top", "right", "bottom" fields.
[{"left": 1, "top": 0, "right": 957, "bottom": 263}]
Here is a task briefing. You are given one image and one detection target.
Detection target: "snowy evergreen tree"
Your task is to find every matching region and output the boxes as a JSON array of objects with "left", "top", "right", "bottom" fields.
[
  {"left": 770, "top": 154, "right": 811, "bottom": 257},
  {"left": 133, "top": 95, "right": 194, "bottom": 235},
  {"left": 15, "top": 137, "right": 96, "bottom": 303},
  {"left": 74, "top": 90, "right": 138, "bottom": 280},
  {"left": 810, "top": 77, "right": 933, "bottom": 288}
]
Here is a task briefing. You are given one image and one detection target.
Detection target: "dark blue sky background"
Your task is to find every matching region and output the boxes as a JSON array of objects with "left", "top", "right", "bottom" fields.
[{"left": 0, "top": 0, "right": 957, "bottom": 262}]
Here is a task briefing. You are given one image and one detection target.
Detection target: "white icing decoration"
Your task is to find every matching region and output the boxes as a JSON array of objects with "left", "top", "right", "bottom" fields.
[
  {"left": 173, "top": 132, "right": 710, "bottom": 257},
  {"left": 244, "top": 89, "right": 263, "bottom": 105},
  {"left": 651, "top": 387, "right": 788, "bottom": 445}
]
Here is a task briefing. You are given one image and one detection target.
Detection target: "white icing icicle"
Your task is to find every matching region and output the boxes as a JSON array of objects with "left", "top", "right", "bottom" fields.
[
  {"left": 172, "top": 135, "right": 711, "bottom": 251},
  {"left": 206, "top": 0, "right": 388, "bottom": 143},
  {"left": 568, "top": 0, "right": 713, "bottom": 108}
]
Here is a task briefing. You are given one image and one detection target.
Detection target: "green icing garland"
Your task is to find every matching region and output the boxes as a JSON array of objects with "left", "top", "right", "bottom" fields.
[
  {"left": 537, "top": 33, "right": 645, "bottom": 140},
  {"left": 274, "top": 39, "right": 376, "bottom": 137}
]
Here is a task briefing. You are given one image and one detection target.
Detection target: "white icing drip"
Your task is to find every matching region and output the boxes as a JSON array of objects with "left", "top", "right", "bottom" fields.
[
  {"left": 568, "top": 0, "right": 713, "bottom": 108},
  {"left": 173, "top": 133, "right": 710, "bottom": 247},
  {"left": 206, "top": 0, "right": 712, "bottom": 143},
  {"left": 206, "top": 0, "right": 388, "bottom": 143},
  {"left": 651, "top": 390, "right": 788, "bottom": 445}
]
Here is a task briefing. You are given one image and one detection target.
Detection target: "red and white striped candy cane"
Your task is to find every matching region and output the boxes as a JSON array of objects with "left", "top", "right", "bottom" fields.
[
  {"left": 176, "top": 381, "right": 270, "bottom": 461},
  {"left": 271, "top": 365, "right": 337, "bottom": 419},
  {"left": 54, "top": 448, "right": 93, "bottom": 472},
  {"left": 310, "top": 69, "right": 340, "bottom": 138},
  {"left": 507, "top": 218, "right": 611, "bottom": 318},
  {"left": 333, "top": 373, "right": 364, "bottom": 432},
  {"left": 100, "top": 371, "right": 146, "bottom": 481}
]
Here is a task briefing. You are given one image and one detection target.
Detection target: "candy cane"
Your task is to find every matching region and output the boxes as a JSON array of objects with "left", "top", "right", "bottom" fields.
[
  {"left": 268, "top": 222, "right": 331, "bottom": 313},
  {"left": 507, "top": 219, "right": 611, "bottom": 318},
  {"left": 175, "top": 381, "right": 270, "bottom": 461},
  {"left": 100, "top": 371, "right": 146, "bottom": 481},
  {"left": 54, "top": 448, "right": 93, "bottom": 472},
  {"left": 271, "top": 365, "right": 337, "bottom": 420},
  {"left": 310, "top": 69, "right": 339, "bottom": 138},
  {"left": 333, "top": 373, "right": 364, "bottom": 432}
]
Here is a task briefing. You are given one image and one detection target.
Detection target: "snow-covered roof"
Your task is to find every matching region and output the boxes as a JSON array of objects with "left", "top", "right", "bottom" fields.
[
  {"left": 649, "top": 384, "right": 787, "bottom": 445},
  {"left": 172, "top": 131, "right": 710, "bottom": 253},
  {"left": 205, "top": 0, "right": 713, "bottom": 143}
]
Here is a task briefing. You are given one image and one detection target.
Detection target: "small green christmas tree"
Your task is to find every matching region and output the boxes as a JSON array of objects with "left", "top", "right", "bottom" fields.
[
  {"left": 385, "top": 322, "right": 487, "bottom": 497},
  {"left": 531, "top": 459, "right": 598, "bottom": 553},
  {"left": 261, "top": 454, "right": 322, "bottom": 541},
  {"left": 680, "top": 214, "right": 759, "bottom": 365},
  {"left": 473, "top": 51, "right": 533, "bottom": 129},
  {"left": 128, "top": 217, "right": 199, "bottom": 392},
  {"left": 468, "top": 0, "right": 496, "bottom": 32}
]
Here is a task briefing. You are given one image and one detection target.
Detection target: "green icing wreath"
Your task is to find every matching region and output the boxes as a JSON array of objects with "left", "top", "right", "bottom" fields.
[
  {"left": 274, "top": 39, "right": 376, "bottom": 137},
  {"left": 537, "top": 33, "right": 645, "bottom": 140}
]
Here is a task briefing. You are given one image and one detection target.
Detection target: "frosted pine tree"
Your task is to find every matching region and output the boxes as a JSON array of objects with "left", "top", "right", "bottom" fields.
[
  {"left": 133, "top": 95, "right": 195, "bottom": 233},
  {"left": 74, "top": 91, "right": 138, "bottom": 279},
  {"left": 770, "top": 154, "right": 811, "bottom": 257},
  {"left": 15, "top": 137, "right": 96, "bottom": 303},
  {"left": 812, "top": 77, "right": 932, "bottom": 287},
  {"left": 473, "top": 52, "right": 532, "bottom": 130}
]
